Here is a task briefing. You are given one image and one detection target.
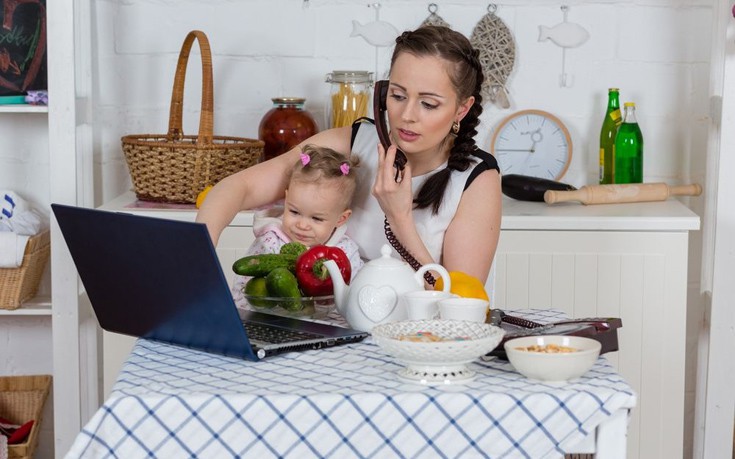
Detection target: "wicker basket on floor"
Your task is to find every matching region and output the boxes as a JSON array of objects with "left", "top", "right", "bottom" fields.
[
  {"left": 121, "top": 30, "right": 263, "bottom": 204},
  {"left": 0, "top": 231, "right": 50, "bottom": 310},
  {"left": 0, "top": 375, "right": 52, "bottom": 459}
]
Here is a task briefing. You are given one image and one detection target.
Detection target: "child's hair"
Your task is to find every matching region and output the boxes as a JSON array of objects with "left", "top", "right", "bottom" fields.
[{"left": 288, "top": 144, "right": 360, "bottom": 209}]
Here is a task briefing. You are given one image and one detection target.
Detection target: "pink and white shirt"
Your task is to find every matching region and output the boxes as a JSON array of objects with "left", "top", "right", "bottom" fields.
[{"left": 231, "top": 206, "right": 363, "bottom": 306}]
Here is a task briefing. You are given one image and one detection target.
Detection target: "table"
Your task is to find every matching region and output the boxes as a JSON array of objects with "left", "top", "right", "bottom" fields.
[{"left": 66, "top": 310, "right": 636, "bottom": 458}]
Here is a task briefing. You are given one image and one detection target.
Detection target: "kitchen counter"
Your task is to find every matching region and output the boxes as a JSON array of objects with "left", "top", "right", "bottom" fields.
[
  {"left": 500, "top": 196, "right": 700, "bottom": 231},
  {"left": 99, "top": 191, "right": 254, "bottom": 226},
  {"left": 102, "top": 192, "right": 700, "bottom": 232}
]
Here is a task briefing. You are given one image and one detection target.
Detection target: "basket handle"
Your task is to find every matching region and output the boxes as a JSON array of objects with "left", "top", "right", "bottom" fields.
[{"left": 167, "top": 30, "right": 214, "bottom": 145}]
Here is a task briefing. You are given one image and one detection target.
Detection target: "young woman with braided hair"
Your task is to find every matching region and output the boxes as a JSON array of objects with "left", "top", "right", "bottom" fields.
[{"left": 197, "top": 25, "right": 501, "bottom": 286}]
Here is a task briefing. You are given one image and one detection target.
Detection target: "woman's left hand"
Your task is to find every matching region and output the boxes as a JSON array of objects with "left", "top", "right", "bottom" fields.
[{"left": 372, "top": 143, "right": 414, "bottom": 223}]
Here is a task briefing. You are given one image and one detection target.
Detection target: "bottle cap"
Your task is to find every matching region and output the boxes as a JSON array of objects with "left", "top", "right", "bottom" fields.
[
  {"left": 325, "top": 70, "right": 374, "bottom": 84},
  {"left": 624, "top": 102, "right": 635, "bottom": 107},
  {"left": 271, "top": 97, "right": 306, "bottom": 105},
  {"left": 609, "top": 87, "right": 620, "bottom": 91}
]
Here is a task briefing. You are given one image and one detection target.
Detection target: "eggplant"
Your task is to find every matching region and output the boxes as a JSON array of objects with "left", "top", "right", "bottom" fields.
[{"left": 501, "top": 174, "right": 577, "bottom": 202}]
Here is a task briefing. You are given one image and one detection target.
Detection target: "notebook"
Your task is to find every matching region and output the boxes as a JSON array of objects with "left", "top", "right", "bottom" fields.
[{"left": 51, "top": 204, "right": 368, "bottom": 361}]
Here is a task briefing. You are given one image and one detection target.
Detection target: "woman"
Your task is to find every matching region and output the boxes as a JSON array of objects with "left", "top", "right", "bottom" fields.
[{"left": 197, "top": 26, "right": 501, "bottom": 285}]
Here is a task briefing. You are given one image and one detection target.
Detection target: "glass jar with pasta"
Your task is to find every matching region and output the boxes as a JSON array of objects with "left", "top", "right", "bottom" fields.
[{"left": 325, "top": 70, "right": 373, "bottom": 129}]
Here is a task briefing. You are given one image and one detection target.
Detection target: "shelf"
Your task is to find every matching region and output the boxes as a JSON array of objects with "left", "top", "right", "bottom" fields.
[
  {"left": 0, "top": 104, "right": 48, "bottom": 114},
  {"left": 0, "top": 296, "right": 52, "bottom": 316}
]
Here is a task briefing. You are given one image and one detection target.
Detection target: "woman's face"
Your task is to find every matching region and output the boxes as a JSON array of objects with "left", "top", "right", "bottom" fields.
[
  {"left": 387, "top": 53, "right": 472, "bottom": 159},
  {"left": 282, "top": 180, "right": 350, "bottom": 247}
]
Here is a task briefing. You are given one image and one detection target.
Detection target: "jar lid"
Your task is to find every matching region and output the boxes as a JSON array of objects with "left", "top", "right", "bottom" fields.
[
  {"left": 272, "top": 97, "right": 306, "bottom": 104},
  {"left": 325, "top": 70, "right": 374, "bottom": 84}
]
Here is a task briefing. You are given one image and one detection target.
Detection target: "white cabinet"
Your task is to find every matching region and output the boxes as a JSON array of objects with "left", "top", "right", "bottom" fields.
[
  {"left": 495, "top": 197, "right": 700, "bottom": 459},
  {"left": 98, "top": 192, "right": 255, "bottom": 395}
]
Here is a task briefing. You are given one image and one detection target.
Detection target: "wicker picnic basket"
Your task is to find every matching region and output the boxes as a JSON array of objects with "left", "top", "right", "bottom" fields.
[
  {"left": 0, "top": 230, "right": 50, "bottom": 310},
  {"left": 121, "top": 30, "right": 263, "bottom": 204},
  {"left": 0, "top": 375, "right": 52, "bottom": 459}
]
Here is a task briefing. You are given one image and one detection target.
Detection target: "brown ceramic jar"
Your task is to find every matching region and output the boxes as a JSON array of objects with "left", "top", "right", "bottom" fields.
[{"left": 258, "top": 97, "right": 319, "bottom": 161}]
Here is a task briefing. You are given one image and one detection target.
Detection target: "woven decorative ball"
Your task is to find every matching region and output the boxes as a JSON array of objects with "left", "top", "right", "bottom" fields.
[{"left": 420, "top": 3, "right": 450, "bottom": 29}]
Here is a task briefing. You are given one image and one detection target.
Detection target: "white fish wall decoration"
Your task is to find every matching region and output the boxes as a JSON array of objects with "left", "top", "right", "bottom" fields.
[
  {"left": 539, "top": 6, "right": 589, "bottom": 88},
  {"left": 351, "top": 20, "right": 399, "bottom": 47},
  {"left": 538, "top": 21, "right": 590, "bottom": 48}
]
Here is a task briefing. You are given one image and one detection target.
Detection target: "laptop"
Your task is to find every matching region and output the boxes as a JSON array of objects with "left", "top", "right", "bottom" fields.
[{"left": 51, "top": 204, "right": 368, "bottom": 361}]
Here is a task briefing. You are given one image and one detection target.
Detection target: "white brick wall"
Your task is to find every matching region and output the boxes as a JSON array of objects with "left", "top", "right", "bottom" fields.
[{"left": 88, "top": 0, "right": 713, "bottom": 201}]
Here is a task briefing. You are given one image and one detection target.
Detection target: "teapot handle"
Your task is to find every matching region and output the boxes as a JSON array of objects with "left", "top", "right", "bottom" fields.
[{"left": 415, "top": 264, "right": 451, "bottom": 292}]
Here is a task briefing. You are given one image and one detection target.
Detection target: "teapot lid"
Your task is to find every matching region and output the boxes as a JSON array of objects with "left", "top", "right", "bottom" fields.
[{"left": 366, "top": 244, "right": 410, "bottom": 268}]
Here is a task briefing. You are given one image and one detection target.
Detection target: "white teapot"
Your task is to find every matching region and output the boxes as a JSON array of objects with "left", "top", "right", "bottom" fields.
[{"left": 323, "top": 244, "right": 451, "bottom": 332}]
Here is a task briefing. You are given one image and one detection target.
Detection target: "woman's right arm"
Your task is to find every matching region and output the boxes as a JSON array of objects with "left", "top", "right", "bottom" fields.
[{"left": 196, "top": 126, "right": 353, "bottom": 245}]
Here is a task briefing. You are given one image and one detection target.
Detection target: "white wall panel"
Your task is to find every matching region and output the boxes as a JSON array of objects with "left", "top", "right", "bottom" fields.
[{"left": 496, "top": 230, "right": 689, "bottom": 458}]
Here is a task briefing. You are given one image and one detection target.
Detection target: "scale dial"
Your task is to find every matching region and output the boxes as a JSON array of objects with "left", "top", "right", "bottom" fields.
[{"left": 490, "top": 109, "right": 572, "bottom": 181}]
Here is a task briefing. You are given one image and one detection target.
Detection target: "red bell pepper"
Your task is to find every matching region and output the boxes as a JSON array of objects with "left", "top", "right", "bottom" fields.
[{"left": 295, "top": 245, "right": 351, "bottom": 297}]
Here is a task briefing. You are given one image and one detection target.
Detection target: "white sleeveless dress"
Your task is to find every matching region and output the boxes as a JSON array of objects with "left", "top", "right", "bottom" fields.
[{"left": 346, "top": 122, "right": 498, "bottom": 263}]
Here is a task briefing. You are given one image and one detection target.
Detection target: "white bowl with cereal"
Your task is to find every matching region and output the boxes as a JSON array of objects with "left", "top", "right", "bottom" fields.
[
  {"left": 504, "top": 335, "right": 601, "bottom": 383},
  {"left": 371, "top": 319, "right": 505, "bottom": 385}
]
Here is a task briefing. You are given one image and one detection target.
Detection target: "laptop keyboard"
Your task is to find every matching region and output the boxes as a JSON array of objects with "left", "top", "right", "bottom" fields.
[{"left": 243, "top": 322, "right": 322, "bottom": 344}]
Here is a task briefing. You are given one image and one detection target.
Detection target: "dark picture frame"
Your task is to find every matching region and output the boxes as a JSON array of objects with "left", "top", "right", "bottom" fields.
[{"left": 0, "top": 0, "right": 47, "bottom": 97}]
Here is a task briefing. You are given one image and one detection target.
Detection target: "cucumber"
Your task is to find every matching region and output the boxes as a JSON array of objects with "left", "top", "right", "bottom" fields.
[
  {"left": 265, "top": 267, "right": 302, "bottom": 311},
  {"left": 232, "top": 253, "right": 297, "bottom": 277},
  {"left": 280, "top": 241, "right": 307, "bottom": 257}
]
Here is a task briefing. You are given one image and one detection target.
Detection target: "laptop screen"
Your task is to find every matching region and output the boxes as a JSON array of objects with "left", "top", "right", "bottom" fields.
[{"left": 52, "top": 204, "right": 258, "bottom": 360}]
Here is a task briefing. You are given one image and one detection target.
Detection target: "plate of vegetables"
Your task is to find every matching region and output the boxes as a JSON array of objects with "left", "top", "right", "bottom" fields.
[{"left": 233, "top": 242, "right": 351, "bottom": 319}]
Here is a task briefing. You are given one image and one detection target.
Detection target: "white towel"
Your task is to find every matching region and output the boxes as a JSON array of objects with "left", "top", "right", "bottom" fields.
[
  {"left": 0, "top": 232, "right": 30, "bottom": 268},
  {"left": 0, "top": 190, "right": 44, "bottom": 235}
]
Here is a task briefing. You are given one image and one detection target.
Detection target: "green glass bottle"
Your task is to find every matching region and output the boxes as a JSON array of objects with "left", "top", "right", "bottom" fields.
[
  {"left": 599, "top": 88, "right": 622, "bottom": 184},
  {"left": 614, "top": 102, "right": 644, "bottom": 184}
]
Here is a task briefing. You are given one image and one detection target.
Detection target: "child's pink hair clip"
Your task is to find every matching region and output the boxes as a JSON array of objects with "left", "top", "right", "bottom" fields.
[
  {"left": 340, "top": 163, "right": 350, "bottom": 175},
  {"left": 300, "top": 152, "right": 311, "bottom": 166}
]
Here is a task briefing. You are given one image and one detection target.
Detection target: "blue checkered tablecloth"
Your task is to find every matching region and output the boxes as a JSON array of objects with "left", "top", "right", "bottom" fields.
[{"left": 66, "top": 310, "right": 636, "bottom": 459}]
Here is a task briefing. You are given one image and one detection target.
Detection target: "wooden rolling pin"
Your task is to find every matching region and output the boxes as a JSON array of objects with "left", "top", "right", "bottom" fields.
[{"left": 544, "top": 183, "right": 702, "bottom": 205}]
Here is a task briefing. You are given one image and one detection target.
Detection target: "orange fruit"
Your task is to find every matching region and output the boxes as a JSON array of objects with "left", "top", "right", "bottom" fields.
[
  {"left": 195, "top": 185, "right": 213, "bottom": 209},
  {"left": 434, "top": 271, "right": 489, "bottom": 300}
]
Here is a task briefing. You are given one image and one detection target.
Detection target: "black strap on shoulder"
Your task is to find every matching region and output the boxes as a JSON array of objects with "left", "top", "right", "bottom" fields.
[
  {"left": 350, "top": 117, "right": 374, "bottom": 149},
  {"left": 464, "top": 149, "right": 500, "bottom": 191}
]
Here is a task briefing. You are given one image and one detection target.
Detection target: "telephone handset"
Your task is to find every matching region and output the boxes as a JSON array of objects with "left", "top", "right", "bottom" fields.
[
  {"left": 373, "top": 80, "right": 407, "bottom": 181},
  {"left": 374, "top": 81, "right": 436, "bottom": 286}
]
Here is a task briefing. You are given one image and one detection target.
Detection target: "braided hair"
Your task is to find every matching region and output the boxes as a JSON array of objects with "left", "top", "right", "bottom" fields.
[{"left": 390, "top": 26, "right": 484, "bottom": 214}]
